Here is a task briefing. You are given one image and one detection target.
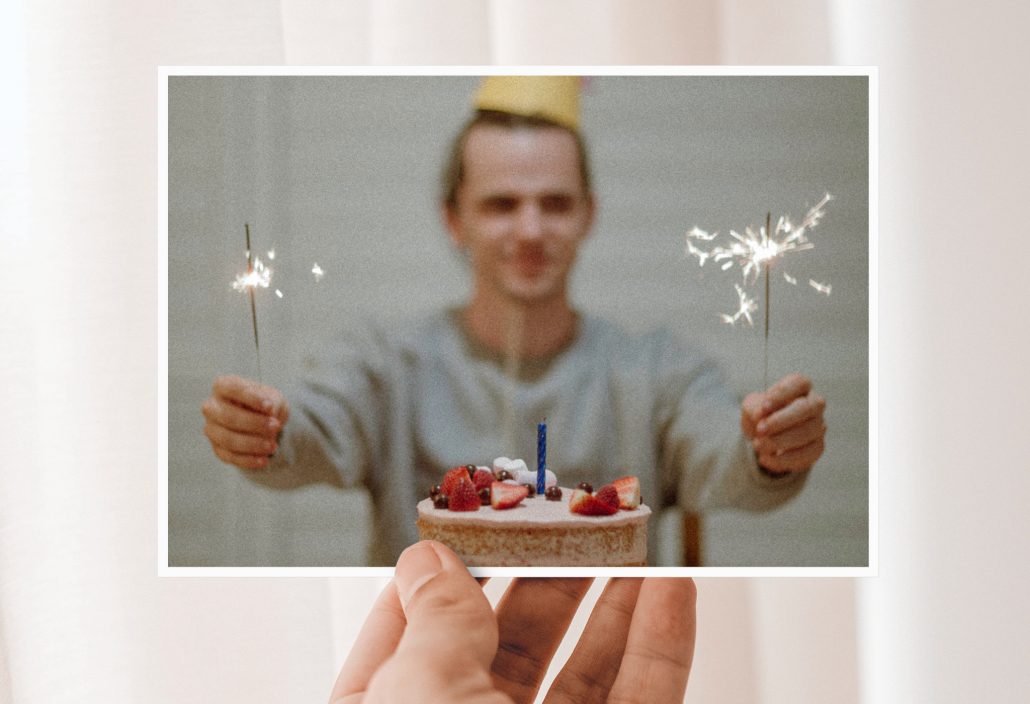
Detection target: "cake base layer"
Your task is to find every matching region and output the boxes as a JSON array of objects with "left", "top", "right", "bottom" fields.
[{"left": 416, "top": 490, "right": 649, "bottom": 567}]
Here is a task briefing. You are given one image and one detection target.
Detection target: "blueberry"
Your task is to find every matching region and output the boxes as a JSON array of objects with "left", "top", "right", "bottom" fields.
[
  {"left": 465, "top": 464, "right": 477, "bottom": 479},
  {"left": 429, "top": 484, "right": 442, "bottom": 499},
  {"left": 433, "top": 494, "right": 449, "bottom": 509},
  {"left": 577, "top": 482, "right": 593, "bottom": 493},
  {"left": 479, "top": 487, "right": 491, "bottom": 505},
  {"left": 545, "top": 486, "right": 562, "bottom": 501},
  {"left": 496, "top": 469, "right": 513, "bottom": 482},
  {"left": 522, "top": 483, "right": 536, "bottom": 497}
]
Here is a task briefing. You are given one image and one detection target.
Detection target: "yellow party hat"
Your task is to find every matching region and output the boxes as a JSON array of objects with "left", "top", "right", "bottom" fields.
[{"left": 473, "top": 76, "right": 580, "bottom": 131}]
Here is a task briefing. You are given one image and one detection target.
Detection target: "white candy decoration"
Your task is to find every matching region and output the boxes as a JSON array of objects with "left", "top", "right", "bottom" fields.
[
  {"left": 515, "top": 468, "right": 557, "bottom": 489},
  {"left": 514, "top": 469, "right": 536, "bottom": 486},
  {"left": 503, "top": 458, "right": 529, "bottom": 475},
  {"left": 493, "top": 456, "right": 559, "bottom": 490}
]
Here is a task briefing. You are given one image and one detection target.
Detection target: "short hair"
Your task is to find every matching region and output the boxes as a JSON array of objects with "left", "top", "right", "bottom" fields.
[{"left": 441, "top": 110, "right": 593, "bottom": 210}]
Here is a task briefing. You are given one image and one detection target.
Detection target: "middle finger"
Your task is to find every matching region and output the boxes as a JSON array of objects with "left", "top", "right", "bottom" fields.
[
  {"left": 491, "top": 578, "right": 594, "bottom": 704},
  {"left": 757, "top": 394, "right": 824, "bottom": 436}
]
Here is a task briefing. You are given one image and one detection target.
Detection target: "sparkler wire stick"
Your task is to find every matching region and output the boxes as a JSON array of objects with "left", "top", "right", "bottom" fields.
[
  {"left": 244, "top": 223, "right": 262, "bottom": 382},
  {"left": 764, "top": 211, "right": 771, "bottom": 391}
]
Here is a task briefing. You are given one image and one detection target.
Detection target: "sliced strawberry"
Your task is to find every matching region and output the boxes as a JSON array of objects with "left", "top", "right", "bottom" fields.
[
  {"left": 568, "top": 488, "right": 619, "bottom": 516},
  {"left": 441, "top": 466, "right": 471, "bottom": 496},
  {"left": 490, "top": 481, "right": 529, "bottom": 510},
  {"left": 595, "top": 484, "right": 620, "bottom": 510},
  {"left": 448, "top": 479, "right": 480, "bottom": 511},
  {"left": 611, "top": 475, "right": 641, "bottom": 509},
  {"left": 472, "top": 469, "right": 495, "bottom": 492}
]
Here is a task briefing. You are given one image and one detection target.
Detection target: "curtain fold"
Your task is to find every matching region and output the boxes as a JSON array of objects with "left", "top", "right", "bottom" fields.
[
  {"left": 368, "top": 0, "right": 491, "bottom": 64},
  {"left": 490, "top": 0, "right": 722, "bottom": 65}
]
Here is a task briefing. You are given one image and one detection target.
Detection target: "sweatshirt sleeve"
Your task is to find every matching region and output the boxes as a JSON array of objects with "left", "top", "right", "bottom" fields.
[
  {"left": 244, "top": 324, "right": 387, "bottom": 492},
  {"left": 653, "top": 330, "right": 809, "bottom": 513}
]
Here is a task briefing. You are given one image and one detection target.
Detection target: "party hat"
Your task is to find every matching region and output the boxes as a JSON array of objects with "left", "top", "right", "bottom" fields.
[{"left": 473, "top": 76, "right": 580, "bottom": 131}]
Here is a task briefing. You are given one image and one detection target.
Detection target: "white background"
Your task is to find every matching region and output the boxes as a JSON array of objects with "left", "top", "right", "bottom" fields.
[{"left": 2, "top": 1, "right": 1028, "bottom": 703}]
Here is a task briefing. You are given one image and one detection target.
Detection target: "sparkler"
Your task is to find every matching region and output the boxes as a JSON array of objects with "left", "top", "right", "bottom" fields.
[
  {"left": 230, "top": 227, "right": 327, "bottom": 381},
  {"left": 232, "top": 223, "right": 271, "bottom": 382},
  {"left": 685, "top": 193, "right": 833, "bottom": 388}
]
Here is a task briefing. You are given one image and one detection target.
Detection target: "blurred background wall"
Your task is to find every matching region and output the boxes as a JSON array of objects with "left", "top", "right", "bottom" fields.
[{"left": 167, "top": 73, "right": 869, "bottom": 567}]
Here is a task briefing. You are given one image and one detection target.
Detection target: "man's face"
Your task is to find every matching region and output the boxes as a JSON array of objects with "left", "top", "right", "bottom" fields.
[{"left": 445, "top": 123, "right": 595, "bottom": 306}]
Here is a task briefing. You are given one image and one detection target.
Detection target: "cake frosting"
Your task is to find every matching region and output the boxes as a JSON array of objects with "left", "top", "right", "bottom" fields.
[{"left": 416, "top": 479, "right": 651, "bottom": 567}]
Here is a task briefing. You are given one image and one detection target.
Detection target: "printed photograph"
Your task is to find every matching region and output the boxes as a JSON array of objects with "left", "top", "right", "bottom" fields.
[{"left": 166, "top": 72, "right": 870, "bottom": 569}]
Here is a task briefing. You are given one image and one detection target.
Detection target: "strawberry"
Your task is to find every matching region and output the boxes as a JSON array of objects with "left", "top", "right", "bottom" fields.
[
  {"left": 472, "top": 469, "right": 495, "bottom": 492},
  {"left": 595, "top": 484, "right": 620, "bottom": 510},
  {"left": 568, "top": 488, "right": 619, "bottom": 516},
  {"left": 611, "top": 476, "right": 641, "bottom": 510},
  {"left": 448, "top": 478, "right": 480, "bottom": 512},
  {"left": 441, "top": 466, "right": 471, "bottom": 496},
  {"left": 490, "top": 481, "right": 529, "bottom": 510}
]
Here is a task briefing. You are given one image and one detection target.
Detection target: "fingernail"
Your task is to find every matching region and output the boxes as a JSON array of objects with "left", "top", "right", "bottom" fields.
[
  {"left": 395, "top": 542, "right": 443, "bottom": 610},
  {"left": 757, "top": 421, "right": 767, "bottom": 434},
  {"left": 761, "top": 400, "right": 773, "bottom": 414},
  {"left": 267, "top": 417, "right": 280, "bottom": 432},
  {"left": 262, "top": 399, "right": 273, "bottom": 413}
]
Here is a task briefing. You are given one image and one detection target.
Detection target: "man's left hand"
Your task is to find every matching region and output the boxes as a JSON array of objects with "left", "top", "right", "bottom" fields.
[{"left": 741, "top": 373, "right": 826, "bottom": 473}]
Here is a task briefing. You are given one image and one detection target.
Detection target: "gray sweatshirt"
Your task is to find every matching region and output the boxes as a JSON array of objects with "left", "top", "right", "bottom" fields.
[{"left": 252, "top": 309, "right": 806, "bottom": 565}]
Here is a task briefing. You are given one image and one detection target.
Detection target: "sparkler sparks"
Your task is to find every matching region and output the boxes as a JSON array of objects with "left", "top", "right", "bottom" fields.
[
  {"left": 231, "top": 255, "right": 272, "bottom": 292},
  {"left": 720, "top": 284, "right": 758, "bottom": 326},
  {"left": 686, "top": 193, "right": 832, "bottom": 288},
  {"left": 809, "top": 279, "right": 832, "bottom": 295},
  {"left": 683, "top": 194, "right": 834, "bottom": 388}
]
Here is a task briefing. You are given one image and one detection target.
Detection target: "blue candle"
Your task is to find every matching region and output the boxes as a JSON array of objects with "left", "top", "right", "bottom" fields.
[{"left": 537, "top": 421, "right": 546, "bottom": 496}]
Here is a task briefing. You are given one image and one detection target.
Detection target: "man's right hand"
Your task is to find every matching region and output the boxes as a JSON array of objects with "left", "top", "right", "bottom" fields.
[{"left": 202, "top": 375, "right": 289, "bottom": 470}]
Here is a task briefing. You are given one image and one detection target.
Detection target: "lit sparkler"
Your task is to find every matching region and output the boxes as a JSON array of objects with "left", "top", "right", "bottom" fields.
[
  {"left": 232, "top": 223, "right": 271, "bottom": 382},
  {"left": 230, "top": 228, "right": 326, "bottom": 379},
  {"left": 684, "top": 194, "right": 833, "bottom": 387}
]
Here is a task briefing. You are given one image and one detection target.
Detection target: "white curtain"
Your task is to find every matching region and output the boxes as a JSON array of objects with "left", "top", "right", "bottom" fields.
[{"left": 3, "top": 0, "right": 1029, "bottom": 702}]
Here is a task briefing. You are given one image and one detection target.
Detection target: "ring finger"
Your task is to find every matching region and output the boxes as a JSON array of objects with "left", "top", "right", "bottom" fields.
[{"left": 753, "top": 416, "right": 825, "bottom": 456}]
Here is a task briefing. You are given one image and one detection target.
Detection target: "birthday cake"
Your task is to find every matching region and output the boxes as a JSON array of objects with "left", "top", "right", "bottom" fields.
[{"left": 415, "top": 458, "right": 651, "bottom": 567}]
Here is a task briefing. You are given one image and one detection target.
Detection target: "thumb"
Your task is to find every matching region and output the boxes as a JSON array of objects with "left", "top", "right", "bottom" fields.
[{"left": 393, "top": 541, "right": 498, "bottom": 670}]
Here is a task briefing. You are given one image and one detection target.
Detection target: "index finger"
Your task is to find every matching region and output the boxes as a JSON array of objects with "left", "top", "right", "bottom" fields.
[
  {"left": 491, "top": 578, "right": 594, "bottom": 704},
  {"left": 761, "top": 373, "right": 812, "bottom": 416},
  {"left": 212, "top": 375, "right": 277, "bottom": 414}
]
